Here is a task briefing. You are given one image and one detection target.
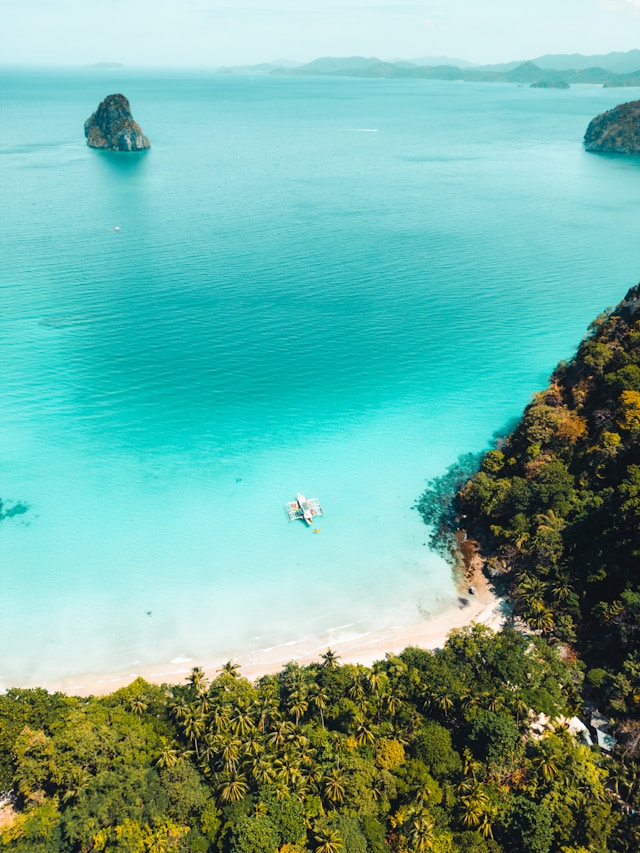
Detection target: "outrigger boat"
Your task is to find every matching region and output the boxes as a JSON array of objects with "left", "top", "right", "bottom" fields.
[{"left": 285, "top": 493, "right": 323, "bottom": 525}]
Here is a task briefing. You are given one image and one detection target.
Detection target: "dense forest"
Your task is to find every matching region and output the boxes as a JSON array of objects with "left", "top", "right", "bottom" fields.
[
  {"left": 1, "top": 285, "right": 640, "bottom": 852},
  {"left": 0, "top": 630, "right": 623, "bottom": 852},
  {"left": 458, "top": 284, "right": 640, "bottom": 717}
]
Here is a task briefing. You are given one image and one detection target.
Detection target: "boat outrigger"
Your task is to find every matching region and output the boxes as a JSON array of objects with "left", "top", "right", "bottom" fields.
[{"left": 285, "top": 493, "right": 324, "bottom": 525}]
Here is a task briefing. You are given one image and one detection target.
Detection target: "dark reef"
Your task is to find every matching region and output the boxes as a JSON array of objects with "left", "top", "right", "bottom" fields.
[
  {"left": 84, "top": 93, "right": 150, "bottom": 151},
  {"left": 584, "top": 99, "right": 640, "bottom": 155}
]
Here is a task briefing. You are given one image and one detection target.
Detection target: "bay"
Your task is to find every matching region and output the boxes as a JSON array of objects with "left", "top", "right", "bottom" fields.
[{"left": 1, "top": 69, "right": 639, "bottom": 688}]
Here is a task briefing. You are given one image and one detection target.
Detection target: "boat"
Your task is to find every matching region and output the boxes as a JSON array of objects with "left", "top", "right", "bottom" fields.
[
  {"left": 297, "top": 493, "right": 314, "bottom": 525},
  {"left": 285, "top": 493, "right": 324, "bottom": 524}
]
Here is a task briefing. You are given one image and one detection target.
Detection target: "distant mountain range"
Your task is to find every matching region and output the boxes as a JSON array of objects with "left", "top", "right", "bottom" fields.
[{"left": 218, "top": 50, "right": 640, "bottom": 87}]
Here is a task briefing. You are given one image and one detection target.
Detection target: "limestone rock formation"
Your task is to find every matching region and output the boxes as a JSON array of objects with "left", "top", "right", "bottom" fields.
[
  {"left": 84, "top": 93, "right": 151, "bottom": 151},
  {"left": 584, "top": 99, "right": 640, "bottom": 155}
]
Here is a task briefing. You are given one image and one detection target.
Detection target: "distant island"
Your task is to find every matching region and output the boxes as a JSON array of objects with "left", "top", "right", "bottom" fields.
[
  {"left": 584, "top": 99, "right": 640, "bottom": 155},
  {"left": 530, "top": 80, "right": 570, "bottom": 90},
  {"left": 220, "top": 49, "right": 640, "bottom": 87},
  {"left": 84, "top": 93, "right": 150, "bottom": 152}
]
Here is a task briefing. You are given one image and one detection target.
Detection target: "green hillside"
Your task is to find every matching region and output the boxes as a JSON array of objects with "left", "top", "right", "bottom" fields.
[{"left": 458, "top": 284, "right": 640, "bottom": 722}]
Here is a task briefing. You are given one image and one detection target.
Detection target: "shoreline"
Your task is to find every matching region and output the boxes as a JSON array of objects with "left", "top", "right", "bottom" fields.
[{"left": 35, "top": 548, "right": 506, "bottom": 697}]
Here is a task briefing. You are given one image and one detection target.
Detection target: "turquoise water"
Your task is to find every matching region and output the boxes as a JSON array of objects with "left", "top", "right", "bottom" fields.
[{"left": 1, "top": 69, "right": 639, "bottom": 689}]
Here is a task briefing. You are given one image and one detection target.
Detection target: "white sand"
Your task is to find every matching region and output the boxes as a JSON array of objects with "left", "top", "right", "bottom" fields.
[{"left": 42, "top": 562, "right": 505, "bottom": 697}]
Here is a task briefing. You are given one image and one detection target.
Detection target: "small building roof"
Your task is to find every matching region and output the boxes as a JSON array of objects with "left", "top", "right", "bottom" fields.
[
  {"left": 596, "top": 729, "right": 616, "bottom": 752},
  {"left": 568, "top": 716, "right": 594, "bottom": 747},
  {"left": 590, "top": 710, "right": 611, "bottom": 731}
]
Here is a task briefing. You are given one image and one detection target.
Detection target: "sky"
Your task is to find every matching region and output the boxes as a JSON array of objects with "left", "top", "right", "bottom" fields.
[{"left": 1, "top": 0, "right": 639, "bottom": 68}]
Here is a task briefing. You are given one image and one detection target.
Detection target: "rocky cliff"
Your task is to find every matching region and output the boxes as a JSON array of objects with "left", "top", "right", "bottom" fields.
[
  {"left": 584, "top": 99, "right": 640, "bottom": 155},
  {"left": 84, "top": 94, "right": 150, "bottom": 151}
]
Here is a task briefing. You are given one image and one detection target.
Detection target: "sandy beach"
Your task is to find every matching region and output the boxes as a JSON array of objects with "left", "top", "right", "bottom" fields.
[
  {"left": 40, "top": 552, "right": 505, "bottom": 697},
  {"left": 238, "top": 561, "right": 504, "bottom": 681}
]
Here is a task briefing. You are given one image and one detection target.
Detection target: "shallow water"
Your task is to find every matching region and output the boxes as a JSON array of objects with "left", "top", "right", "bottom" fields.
[{"left": 1, "top": 69, "right": 639, "bottom": 688}]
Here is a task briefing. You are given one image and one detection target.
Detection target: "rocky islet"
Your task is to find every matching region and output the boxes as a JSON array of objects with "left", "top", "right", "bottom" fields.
[
  {"left": 584, "top": 98, "right": 640, "bottom": 155},
  {"left": 84, "top": 93, "right": 151, "bottom": 151}
]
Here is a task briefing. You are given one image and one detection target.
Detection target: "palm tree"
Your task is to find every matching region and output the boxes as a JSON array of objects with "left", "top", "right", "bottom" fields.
[
  {"left": 309, "top": 685, "right": 329, "bottom": 729},
  {"left": 254, "top": 697, "right": 279, "bottom": 734},
  {"left": 323, "top": 767, "right": 346, "bottom": 807},
  {"left": 459, "top": 784, "right": 490, "bottom": 829},
  {"left": 170, "top": 697, "right": 190, "bottom": 723},
  {"left": 608, "top": 761, "right": 640, "bottom": 810},
  {"left": 314, "top": 826, "right": 343, "bottom": 853},
  {"left": 282, "top": 662, "right": 306, "bottom": 694},
  {"left": 622, "top": 762, "right": 640, "bottom": 803},
  {"left": 482, "top": 692, "right": 505, "bottom": 712},
  {"left": 272, "top": 780, "right": 291, "bottom": 801},
  {"left": 290, "top": 775, "right": 311, "bottom": 801},
  {"left": 216, "top": 734, "right": 242, "bottom": 772},
  {"left": 219, "top": 771, "right": 249, "bottom": 803},
  {"left": 230, "top": 707, "right": 255, "bottom": 738},
  {"left": 513, "top": 530, "right": 530, "bottom": 551},
  {"left": 346, "top": 673, "right": 366, "bottom": 704},
  {"left": 182, "top": 709, "right": 207, "bottom": 759},
  {"left": 242, "top": 733, "right": 263, "bottom": 759},
  {"left": 155, "top": 741, "right": 180, "bottom": 769},
  {"left": 368, "top": 668, "right": 388, "bottom": 723},
  {"left": 517, "top": 573, "right": 546, "bottom": 595},
  {"left": 219, "top": 660, "right": 241, "bottom": 679},
  {"left": 187, "top": 666, "right": 208, "bottom": 695},
  {"left": 368, "top": 668, "right": 387, "bottom": 697},
  {"left": 61, "top": 767, "right": 91, "bottom": 803},
  {"left": 193, "top": 692, "right": 213, "bottom": 715},
  {"left": 384, "top": 683, "right": 404, "bottom": 719},
  {"left": 370, "top": 773, "right": 385, "bottom": 803},
  {"left": 533, "top": 746, "right": 560, "bottom": 783},
  {"left": 353, "top": 714, "right": 375, "bottom": 747},
  {"left": 251, "top": 755, "right": 277, "bottom": 786},
  {"left": 210, "top": 703, "right": 231, "bottom": 733},
  {"left": 275, "top": 753, "right": 302, "bottom": 787},
  {"left": 301, "top": 762, "right": 323, "bottom": 796},
  {"left": 130, "top": 696, "right": 147, "bottom": 718},
  {"left": 459, "top": 693, "right": 478, "bottom": 715},
  {"left": 551, "top": 576, "right": 573, "bottom": 601},
  {"left": 516, "top": 580, "right": 547, "bottom": 618},
  {"left": 511, "top": 694, "right": 529, "bottom": 725},
  {"left": 478, "top": 805, "right": 497, "bottom": 840},
  {"left": 199, "top": 734, "right": 218, "bottom": 773},
  {"left": 462, "top": 748, "right": 482, "bottom": 782},
  {"left": 527, "top": 606, "right": 555, "bottom": 634},
  {"left": 414, "top": 784, "right": 437, "bottom": 809},
  {"left": 268, "top": 720, "right": 295, "bottom": 750},
  {"left": 434, "top": 691, "right": 454, "bottom": 719},
  {"left": 320, "top": 649, "right": 340, "bottom": 669},
  {"left": 386, "top": 656, "right": 408, "bottom": 682},
  {"left": 409, "top": 809, "right": 435, "bottom": 853},
  {"left": 289, "top": 731, "right": 310, "bottom": 757},
  {"left": 535, "top": 508, "right": 566, "bottom": 535},
  {"left": 288, "top": 689, "right": 309, "bottom": 726}
]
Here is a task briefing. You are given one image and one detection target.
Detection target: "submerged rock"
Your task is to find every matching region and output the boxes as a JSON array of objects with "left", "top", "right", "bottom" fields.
[
  {"left": 84, "top": 93, "right": 150, "bottom": 151},
  {"left": 584, "top": 99, "right": 640, "bottom": 155}
]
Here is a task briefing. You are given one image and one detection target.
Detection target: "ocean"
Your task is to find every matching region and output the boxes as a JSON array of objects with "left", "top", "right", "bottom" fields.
[{"left": 1, "top": 68, "right": 639, "bottom": 690}]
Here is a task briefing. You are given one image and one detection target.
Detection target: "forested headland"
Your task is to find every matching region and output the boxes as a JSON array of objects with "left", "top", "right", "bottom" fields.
[
  {"left": 1, "top": 285, "right": 640, "bottom": 852},
  {"left": 458, "top": 283, "right": 640, "bottom": 716}
]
